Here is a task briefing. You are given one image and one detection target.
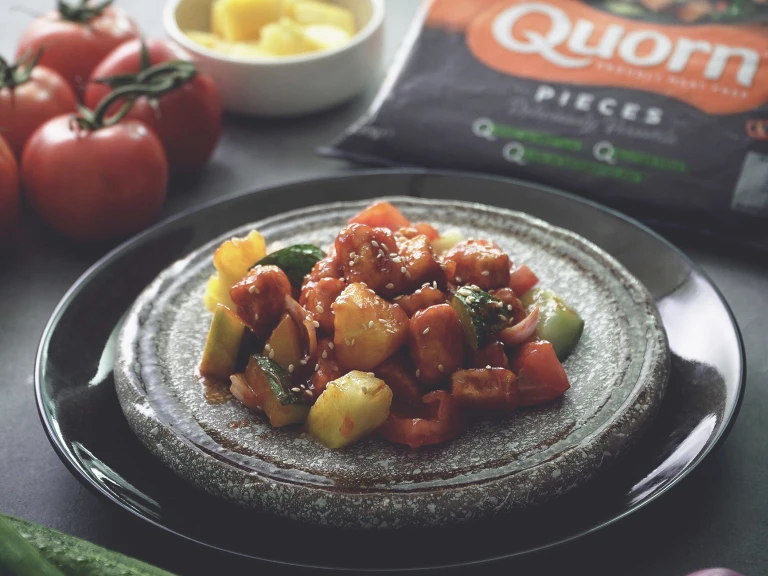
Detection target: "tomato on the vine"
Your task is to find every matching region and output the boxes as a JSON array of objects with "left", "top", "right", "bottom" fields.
[
  {"left": 0, "top": 136, "right": 19, "bottom": 239},
  {"left": 20, "top": 58, "right": 198, "bottom": 242},
  {"left": 22, "top": 116, "right": 167, "bottom": 242},
  {"left": 84, "top": 39, "right": 221, "bottom": 173},
  {"left": 16, "top": 0, "right": 138, "bottom": 94},
  {"left": 0, "top": 52, "right": 77, "bottom": 159}
]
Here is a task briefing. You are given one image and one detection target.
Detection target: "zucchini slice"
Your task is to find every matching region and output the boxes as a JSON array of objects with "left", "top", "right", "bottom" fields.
[
  {"left": 200, "top": 305, "right": 248, "bottom": 380},
  {"left": 244, "top": 355, "right": 311, "bottom": 427},
  {"left": 521, "top": 288, "right": 584, "bottom": 359},
  {"left": 252, "top": 244, "right": 325, "bottom": 287},
  {"left": 451, "top": 288, "right": 506, "bottom": 350}
]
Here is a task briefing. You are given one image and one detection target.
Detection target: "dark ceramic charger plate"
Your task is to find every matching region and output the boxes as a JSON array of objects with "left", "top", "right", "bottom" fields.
[{"left": 35, "top": 170, "right": 745, "bottom": 571}]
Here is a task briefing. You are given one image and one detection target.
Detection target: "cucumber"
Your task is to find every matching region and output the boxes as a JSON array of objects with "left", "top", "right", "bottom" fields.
[
  {"left": 199, "top": 304, "right": 248, "bottom": 380},
  {"left": 521, "top": 288, "right": 584, "bottom": 359},
  {"left": 245, "top": 355, "right": 311, "bottom": 427},
  {"left": 252, "top": 244, "right": 325, "bottom": 287},
  {"left": 450, "top": 288, "right": 506, "bottom": 350},
  {"left": 0, "top": 513, "right": 175, "bottom": 576}
]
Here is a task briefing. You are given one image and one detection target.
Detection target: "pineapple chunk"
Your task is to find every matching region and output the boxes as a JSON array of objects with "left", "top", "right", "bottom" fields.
[
  {"left": 211, "top": 0, "right": 226, "bottom": 36},
  {"left": 216, "top": 0, "right": 283, "bottom": 42},
  {"left": 185, "top": 30, "right": 222, "bottom": 50},
  {"left": 306, "top": 371, "right": 392, "bottom": 448},
  {"left": 259, "top": 18, "right": 319, "bottom": 56},
  {"left": 264, "top": 313, "right": 303, "bottom": 371},
  {"left": 230, "top": 41, "right": 278, "bottom": 58},
  {"left": 332, "top": 283, "right": 409, "bottom": 371},
  {"left": 205, "top": 230, "right": 266, "bottom": 311},
  {"left": 212, "top": 231, "right": 267, "bottom": 285},
  {"left": 303, "top": 24, "right": 351, "bottom": 50},
  {"left": 291, "top": 0, "right": 356, "bottom": 35},
  {"left": 432, "top": 229, "right": 465, "bottom": 255}
]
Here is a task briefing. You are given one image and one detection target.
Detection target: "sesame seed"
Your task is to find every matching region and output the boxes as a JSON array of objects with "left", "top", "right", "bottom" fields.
[
  {"left": 355, "top": 302, "right": 362, "bottom": 309},
  {"left": 362, "top": 323, "right": 368, "bottom": 330},
  {"left": 377, "top": 253, "right": 383, "bottom": 259},
  {"left": 394, "top": 295, "right": 404, "bottom": 301},
  {"left": 345, "top": 338, "right": 351, "bottom": 346},
  {"left": 291, "top": 387, "right": 301, "bottom": 392},
  {"left": 433, "top": 281, "right": 438, "bottom": 289},
  {"left": 331, "top": 310, "right": 335, "bottom": 315},
  {"left": 248, "top": 285, "right": 256, "bottom": 293},
  {"left": 486, "top": 365, "right": 492, "bottom": 369},
  {"left": 415, "top": 289, "right": 422, "bottom": 295},
  {"left": 288, "top": 364, "right": 295, "bottom": 373},
  {"left": 438, "top": 364, "right": 445, "bottom": 372},
  {"left": 316, "top": 305, "right": 324, "bottom": 314},
  {"left": 254, "top": 313, "right": 259, "bottom": 321},
  {"left": 507, "top": 304, "right": 514, "bottom": 311},
  {"left": 315, "top": 363, "right": 320, "bottom": 371},
  {"left": 416, "top": 369, "right": 421, "bottom": 377},
  {"left": 423, "top": 327, "right": 430, "bottom": 335},
  {"left": 349, "top": 260, "right": 355, "bottom": 267},
  {"left": 467, "top": 296, "right": 475, "bottom": 304},
  {"left": 264, "top": 343, "right": 271, "bottom": 352},
  {"left": 481, "top": 270, "right": 490, "bottom": 277},
  {"left": 368, "top": 320, "right": 375, "bottom": 328},
  {"left": 455, "top": 276, "right": 463, "bottom": 283},
  {"left": 389, "top": 253, "right": 397, "bottom": 258},
  {"left": 300, "top": 358, "right": 307, "bottom": 365},
  {"left": 498, "top": 314, "right": 507, "bottom": 322},
  {"left": 300, "top": 384, "right": 306, "bottom": 389},
  {"left": 351, "top": 339, "right": 356, "bottom": 346},
  {"left": 385, "top": 283, "right": 394, "bottom": 289},
  {"left": 401, "top": 266, "right": 407, "bottom": 274},
  {"left": 322, "top": 350, "right": 328, "bottom": 359},
  {"left": 369, "top": 289, "right": 375, "bottom": 294},
  {"left": 378, "top": 319, "right": 387, "bottom": 324},
  {"left": 371, "top": 240, "right": 379, "bottom": 248},
  {"left": 328, "top": 342, "right": 334, "bottom": 349},
  {"left": 305, "top": 389, "right": 313, "bottom": 397},
  {"left": 312, "top": 320, "right": 320, "bottom": 328},
  {"left": 268, "top": 349, "right": 275, "bottom": 359},
  {"left": 350, "top": 252, "right": 357, "bottom": 258}
]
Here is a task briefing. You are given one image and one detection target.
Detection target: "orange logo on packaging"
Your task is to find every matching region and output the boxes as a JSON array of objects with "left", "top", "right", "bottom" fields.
[{"left": 463, "top": 0, "right": 768, "bottom": 114}]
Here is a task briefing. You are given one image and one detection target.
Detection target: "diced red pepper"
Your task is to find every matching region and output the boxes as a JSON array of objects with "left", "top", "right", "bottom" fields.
[
  {"left": 379, "top": 391, "right": 464, "bottom": 449},
  {"left": 348, "top": 201, "right": 412, "bottom": 231}
]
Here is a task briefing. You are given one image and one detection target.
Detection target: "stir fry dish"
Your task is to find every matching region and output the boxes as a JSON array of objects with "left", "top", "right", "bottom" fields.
[{"left": 199, "top": 202, "right": 584, "bottom": 449}]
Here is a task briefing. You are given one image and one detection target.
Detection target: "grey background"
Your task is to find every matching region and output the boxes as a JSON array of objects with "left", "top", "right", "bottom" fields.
[{"left": 0, "top": 1, "right": 766, "bottom": 575}]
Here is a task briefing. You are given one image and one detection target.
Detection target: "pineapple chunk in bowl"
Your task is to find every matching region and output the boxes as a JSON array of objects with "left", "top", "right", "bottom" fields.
[{"left": 163, "top": 0, "right": 385, "bottom": 116}]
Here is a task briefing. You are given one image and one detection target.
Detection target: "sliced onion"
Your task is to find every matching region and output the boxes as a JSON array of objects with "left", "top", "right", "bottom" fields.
[
  {"left": 229, "top": 374, "right": 261, "bottom": 411},
  {"left": 498, "top": 305, "right": 539, "bottom": 346},
  {"left": 284, "top": 295, "right": 318, "bottom": 359}
]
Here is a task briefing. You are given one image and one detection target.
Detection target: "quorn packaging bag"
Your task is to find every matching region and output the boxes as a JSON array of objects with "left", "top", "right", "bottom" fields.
[{"left": 322, "top": 0, "right": 768, "bottom": 250}]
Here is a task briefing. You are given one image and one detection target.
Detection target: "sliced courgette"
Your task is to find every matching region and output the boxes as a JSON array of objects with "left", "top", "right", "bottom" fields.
[
  {"left": 451, "top": 288, "right": 506, "bottom": 350},
  {"left": 521, "top": 288, "right": 584, "bottom": 359},
  {"left": 0, "top": 513, "right": 175, "bottom": 576},
  {"left": 245, "top": 354, "right": 311, "bottom": 427},
  {"left": 252, "top": 244, "right": 325, "bottom": 287},
  {"left": 200, "top": 304, "right": 247, "bottom": 380},
  {"left": 264, "top": 312, "right": 303, "bottom": 372}
]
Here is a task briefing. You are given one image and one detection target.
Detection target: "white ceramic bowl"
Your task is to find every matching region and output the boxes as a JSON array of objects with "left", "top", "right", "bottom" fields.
[{"left": 163, "top": 0, "right": 385, "bottom": 116}]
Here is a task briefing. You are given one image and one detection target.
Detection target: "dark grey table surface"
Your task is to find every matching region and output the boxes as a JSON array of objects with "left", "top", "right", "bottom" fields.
[{"left": 1, "top": 2, "right": 767, "bottom": 575}]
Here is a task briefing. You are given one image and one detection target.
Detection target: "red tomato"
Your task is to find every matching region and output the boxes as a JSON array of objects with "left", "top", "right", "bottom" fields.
[
  {"left": 348, "top": 201, "right": 412, "bottom": 231},
  {"left": 22, "top": 115, "right": 167, "bottom": 242},
  {"left": 508, "top": 264, "right": 539, "bottom": 296},
  {"left": 0, "top": 135, "right": 19, "bottom": 239},
  {"left": 0, "top": 61, "right": 76, "bottom": 159},
  {"left": 512, "top": 341, "right": 570, "bottom": 406},
  {"left": 414, "top": 222, "right": 439, "bottom": 241},
  {"left": 84, "top": 39, "right": 221, "bottom": 173},
  {"left": 379, "top": 391, "right": 465, "bottom": 449},
  {"left": 16, "top": 5, "right": 138, "bottom": 94}
]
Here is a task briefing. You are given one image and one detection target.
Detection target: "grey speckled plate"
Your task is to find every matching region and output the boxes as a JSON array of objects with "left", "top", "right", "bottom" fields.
[{"left": 114, "top": 197, "right": 669, "bottom": 529}]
